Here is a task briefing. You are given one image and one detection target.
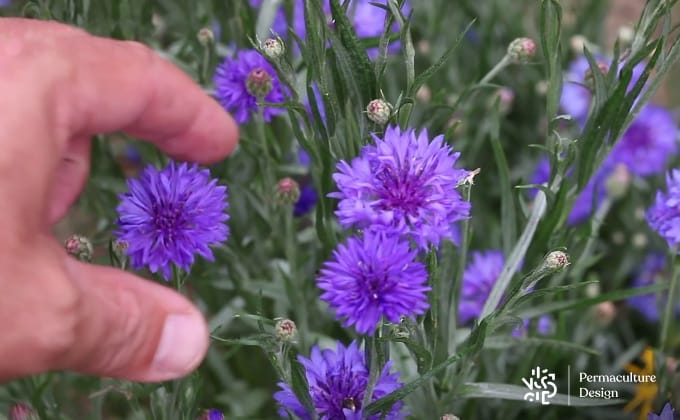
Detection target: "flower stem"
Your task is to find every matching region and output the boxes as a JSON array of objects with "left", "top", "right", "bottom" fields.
[
  {"left": 660, "top": 251, "right": 679, "bottom": 351},
  {"left": 568, "top": 197, "right": 612, "bottom": 283},
  {"left": 479, "top": 55, "right": 511, "bottom": 85}
]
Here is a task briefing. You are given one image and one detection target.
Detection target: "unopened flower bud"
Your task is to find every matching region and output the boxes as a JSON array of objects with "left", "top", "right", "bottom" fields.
[
  {"left": 632, "top": 233, "right": 648, "bottom": 248},
  {"left": 606, "top": 163, "right": 631, "bottom": 199},
  {"left": 569, "top": 35, "right": 588, "bottom": 54},
  {"left": 262, "top": 37, "right": 284, "bottom": 59},
  {"left": 9, "top": 403, "right": 38, "bottom": 420},
  {"left": 366, "top": 99, "right": 392, "bottom": 125},
  {"left": 618, "top": 26, "right": 635, "bottom": 45},
  {"left": 416, "top": 85, "right": 432, "bottom": 103},
  {"left": 197, "top": 28, "right": 214, "bottom": 46},
  {"left": 535, "top": 80, "right": 548, "bottom": 96},
  {"left": 275, "top": 178, "right": 301, "bottom": 205},
  {"left": 507, "top": 37, "right": 536, "bottom": 63},
  {"left": 593, "top": 301, "right": 616, "bottom": 326},
  {"left": 197, "top": 409, "right": 225, "bottom": 420},
  {"left": 492, "top": 87, "right": 514, "bottom": 114},
  {"left": 544, "top": 250, "right": 570, "bottom": 270},
  {"left": 246, "top": 67, "right": 273, "bottom": 98},
  {"left": 441, "top": 414, "right": 460, "bottom": 420},
  {"left": 416, "top": 39, "right": 431, "bottom": 55},
  {"left": 275, "top": 319, "right": 297, "bottom": 341},
  {"left": 584, "top": 62, "right": 609, "bottom": 91},
  {"left": 64, "top": 234, "right": 93, "bottom": 262},
  {"left": 112, "top": 239, "right": 129, "bottom": 261},
  {"left": 585, "top": 278, "right": 600, "bottom": 298}
]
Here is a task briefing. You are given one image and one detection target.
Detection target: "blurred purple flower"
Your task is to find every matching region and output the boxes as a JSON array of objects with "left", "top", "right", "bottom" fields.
[
  {"left": 561, "top": 55, "right": 646, "bottom": 125},
  {"left": 198, "top": 409, "right": 225, "bottom": 420},
  {"left": 294, "top": 185, "right": 317, "bottom": 217},
  {"left": 214, "top": 49, "right": 286, "bottom": 124},
  {"left": 317, "top": 229, "right": 430, "bottom": 335},
  {"left": 528, "top": 157, "right": 614, "bottom": 225},
  {"left": 274, "top": 340, "right": 405, "bottom": 419},
  {"left": 331, "top": 125, "right": 471, "bottom": 249},
  {"left": 647, "top": 170, "right": 680, "bottom": 250},
  {"left": 608, "top": 105, "right": 678, "bottom": 177},
  {"left": 115, "top": 162, "right": 229, "bottom": 280},
  {"left": 512, "top": 315, "right": 554, "bottom": 337},
  {"left": 459, "top": 250, "right": 505, "bottom": 324},
  {"left": 628, "top": 253, "right": 680, "bottom": 322},
  {"left": 0, "top": 0, "right": 11, "bottom": 6},
  {"left": 648, "top": 402, "right": 677, "bottom": 420}
]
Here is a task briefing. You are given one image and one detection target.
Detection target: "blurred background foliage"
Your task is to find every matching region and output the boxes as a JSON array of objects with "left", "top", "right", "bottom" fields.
[{"left": 0, "top": 0, "right": 679, "bottom": 419}]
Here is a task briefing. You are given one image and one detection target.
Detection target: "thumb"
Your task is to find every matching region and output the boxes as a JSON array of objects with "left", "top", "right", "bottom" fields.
[{"left": 57, "top": 257, "right": 209, "bottom": 382}]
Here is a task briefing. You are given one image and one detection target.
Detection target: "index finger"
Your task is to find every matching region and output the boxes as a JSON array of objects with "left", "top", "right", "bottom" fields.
[{"left": 8, "top": 18, "right": 238, "bottom": 164}]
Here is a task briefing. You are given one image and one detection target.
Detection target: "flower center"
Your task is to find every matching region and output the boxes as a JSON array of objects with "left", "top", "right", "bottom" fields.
[
  {"left": 373, "top": 161, "right": 428, "bottom": 216},
  {"left": 152, "top": 200, "right": 188, "bottom": 240}
]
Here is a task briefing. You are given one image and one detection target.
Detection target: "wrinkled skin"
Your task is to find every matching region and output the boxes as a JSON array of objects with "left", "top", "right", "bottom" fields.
[{"left": 0, "top": 18, "right": 238, "bottom": 382}]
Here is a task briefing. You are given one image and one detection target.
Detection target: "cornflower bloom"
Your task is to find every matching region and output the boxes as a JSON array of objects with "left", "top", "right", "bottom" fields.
[
  {"left": 115, "top": 162, "right": 229, "bottom": 280},
  {"left": 274, "top": 340, "right": 405, "bottom": 419}
]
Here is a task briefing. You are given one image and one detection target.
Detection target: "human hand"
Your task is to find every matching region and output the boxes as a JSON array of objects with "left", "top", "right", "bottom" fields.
[{"left": 0, "top": 18, "right": 238, "bottom": 382}]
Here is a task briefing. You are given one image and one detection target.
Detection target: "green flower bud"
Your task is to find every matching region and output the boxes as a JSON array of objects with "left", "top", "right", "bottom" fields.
[
  {"left": 64, "top": 234, "right": 93, "bottom": 262},
  {"left": 366, "top": 99, "right": 392, "bottom": 125},
  {"left": 507, "top": 37, "right": 536, "bottom": 63}
]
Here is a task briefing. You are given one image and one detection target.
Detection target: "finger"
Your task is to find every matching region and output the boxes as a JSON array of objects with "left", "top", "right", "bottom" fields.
[
  {"left": 62, "top": 36, "right": 239, "bottom": 164},
  {"left": 48, "top": 136, "right": 91, "bottom": 223},
  {"left": 58, "top": 258, "right": 210, "bottom": 381},
  {"left": 0, "top": 18, "right": 239, "bottom": 165}
]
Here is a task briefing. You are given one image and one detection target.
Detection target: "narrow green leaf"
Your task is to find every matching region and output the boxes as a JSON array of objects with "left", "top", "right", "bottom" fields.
[
  {"left": 289, "top": 356, "right": 318, "bottom": 419},
  {"left": 516, "top": 283, "right": 671, "bottom": 318},
  {"left": 460, "top": 383, "right": 623, "bottom": 406}
]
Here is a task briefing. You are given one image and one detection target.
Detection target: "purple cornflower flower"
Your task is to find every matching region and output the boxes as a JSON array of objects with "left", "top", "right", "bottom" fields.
[
  {"left": 628, "top": 253, "right": 680, "bottom": 322},
  {"left": 560, "top": 55, "right": 646, "bottom": 125},
  {"left": 214, "top": 49, "right": 286, "bottom": 124},
  {"left": 349, "top": 0, "right": 411, "bottom": 57},
  {"left": 529, "top": 157, "right": 614, "bottom": 225},
  {"left": 294, "top": 185, "right": 317, "bottom": 217},
  {"left": 608, "top": 105, "right": 678, "bottom": 176},
  {"left": 458, "top": 250, "right": 505, "bottom": 324},
  {"left": 331, "top": 125, "right": 471, "bottom": 249},
  {"left": 318, "top": 229, "right": 430, "bottom": 335},
  {"left": 274, "top": 340, "right": 405, "bottom": 419},
  {"left": 459, "top": 250, "right": 544, "bottom": 330},
  {"left": 648, "top": 402, "right": 677, "bottom": 420},
  {"left": 115, "top": 162, "right": 229, "bottom": 280},
  {"left": 198, "top": 409, "right": 225, "bottom": 420},
  {"left": 647, "top": 169, "right": 680, "bottom": 250}
]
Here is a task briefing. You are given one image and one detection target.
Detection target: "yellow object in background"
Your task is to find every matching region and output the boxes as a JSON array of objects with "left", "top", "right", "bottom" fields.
[{"left": 624, "top": 347, "right": 659, "bottom": 420}]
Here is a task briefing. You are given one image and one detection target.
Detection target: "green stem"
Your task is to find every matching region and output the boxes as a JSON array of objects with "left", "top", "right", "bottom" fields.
[
  {"left": 446, "top": 183, "right": 473, "bottom": 353},
  {"left": 283, "top": 208, "right": 308, "bottom": 351},
  {"left": 255, "top": 103, "right": 276, "bottom": 215},
  {"left": 479, "top": 55, "right": 511, "bottom": 85},
  {"left": 661, "top": 252, "right": 679, "bottom": 351},
  {"left": 568, "top": 197, "right": 612, "bottom": 283}
]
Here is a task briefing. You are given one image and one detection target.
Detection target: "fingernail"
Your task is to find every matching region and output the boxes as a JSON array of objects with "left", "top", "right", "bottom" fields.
[{"left": 152, "top": 313, "right": 208, "bottom": 378}]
